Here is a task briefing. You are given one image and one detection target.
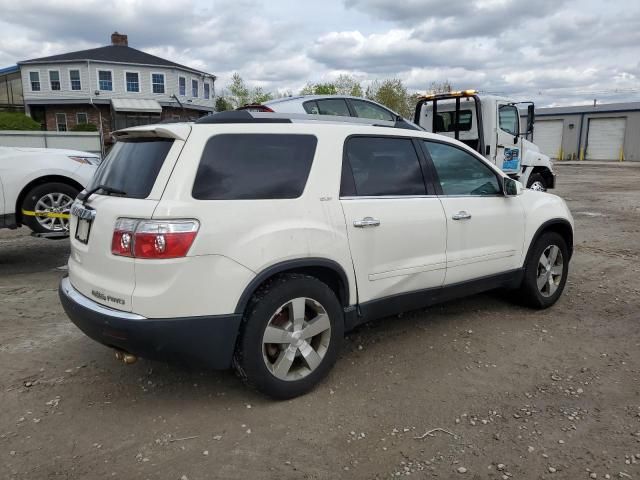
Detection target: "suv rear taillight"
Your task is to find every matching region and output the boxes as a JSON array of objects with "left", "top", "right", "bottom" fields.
[{"left": 111, "top": 219, "right": 199, "bottom": 259}]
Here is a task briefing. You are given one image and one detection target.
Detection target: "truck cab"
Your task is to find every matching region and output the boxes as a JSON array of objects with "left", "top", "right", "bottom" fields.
[{"left": 414, "top": 90, "right": 555, "bottom": 191}]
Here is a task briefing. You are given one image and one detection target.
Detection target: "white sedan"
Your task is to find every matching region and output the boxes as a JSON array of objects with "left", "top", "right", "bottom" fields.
[{"left": 0, "top": 147, "right": 99, "bottom": 236}]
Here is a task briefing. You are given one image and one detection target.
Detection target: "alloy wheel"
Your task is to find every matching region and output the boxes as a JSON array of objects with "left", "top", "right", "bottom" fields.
[
  {"left": 537, "top": 245, "right": 564, "bottom": 297},
  {"left": 262, "top": 297, "right": 331, "bottom": 381},
  {"left": 34, "top": 192, "right": 74, "bottom": 231},
  {"left": 530, "top": 181, "right": 546, "bottom": 192}
]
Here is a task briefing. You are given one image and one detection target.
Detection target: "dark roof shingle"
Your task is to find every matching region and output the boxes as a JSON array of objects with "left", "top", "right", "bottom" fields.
[{"left": 19, "top": 45, "right": 214, "bottom": 78}]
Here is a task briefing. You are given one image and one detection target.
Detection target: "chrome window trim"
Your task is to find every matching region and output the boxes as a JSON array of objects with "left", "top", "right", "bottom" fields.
[
  {"left": 340, "top": 195, "right": 438, "bottom": 200},
  {"left": 339, "top": 194, "right": 503, "bottom": 200}
]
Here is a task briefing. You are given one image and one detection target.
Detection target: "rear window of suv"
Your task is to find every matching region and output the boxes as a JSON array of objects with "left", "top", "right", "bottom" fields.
[
  {"left": 192, "top": 134, "right": 317, "bottom": 200},
  {"left": 89, "top": 138, "right": 174, "bottom": 199}
]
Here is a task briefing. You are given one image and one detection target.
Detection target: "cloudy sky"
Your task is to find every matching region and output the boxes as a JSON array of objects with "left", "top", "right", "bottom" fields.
[{"left": 1, "top": 0, "right": 638, "bottom": 106}]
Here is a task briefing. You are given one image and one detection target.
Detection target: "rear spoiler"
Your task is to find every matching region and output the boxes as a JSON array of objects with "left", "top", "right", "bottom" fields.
[{"left": 112, "top": 124, "right": 192, "bottom": 142}]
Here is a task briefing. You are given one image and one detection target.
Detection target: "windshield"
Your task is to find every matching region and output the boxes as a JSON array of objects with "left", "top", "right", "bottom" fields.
[{"left": 88, "top": 138, "right": 174, "bottom": 199}]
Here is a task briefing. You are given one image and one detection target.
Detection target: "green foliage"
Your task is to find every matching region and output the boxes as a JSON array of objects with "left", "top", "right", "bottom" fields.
[
  {"left": 313, "top": 83, "right": 338, "bottom": 95},
  {"left": 366, "top": 78, "right": 412, "bottom": 118},
  {"left": 215, "top": 96, "right": 232, "bottom": 112},
  {"left": 334, "top": 74, "right": 363, "bottom": 97},
  {"left": 252, "top": 86, "right": 273, "bottom": 104},
  {"left": 0, "top": 112, "right": 41, "bottom": 130},
  {"left": 299, "top": 82, "right": 339, "bottom": 96},
  {"left": 71, "top": 123, "right": 97, "bottom": 132},
  {"left": 228, "top": 72, "right": 251, "bottom": 108},
  {"left": 226, "top": 73, "right": 275, "bottom": 107},
  {"left": 300, "top": 83, "right": 315, "bottom": 95}
]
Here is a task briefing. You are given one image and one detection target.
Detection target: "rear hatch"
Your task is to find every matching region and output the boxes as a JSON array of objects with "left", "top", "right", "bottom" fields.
[{"left": 68, "top": 125, "right": 190, "bottom": 312}]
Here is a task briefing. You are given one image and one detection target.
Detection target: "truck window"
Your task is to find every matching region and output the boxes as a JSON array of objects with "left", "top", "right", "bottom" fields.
[
  {"left": 435, "top": 110, "right": 472, "bottom": 132},
  {"left": 498, "top": 105, "right": 519, "bottom": 136}
]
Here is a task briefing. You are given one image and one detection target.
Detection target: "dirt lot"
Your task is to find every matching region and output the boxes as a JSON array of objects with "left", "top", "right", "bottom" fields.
[{"left": 1, "top": 163, "right": 639, "bottom": 480}]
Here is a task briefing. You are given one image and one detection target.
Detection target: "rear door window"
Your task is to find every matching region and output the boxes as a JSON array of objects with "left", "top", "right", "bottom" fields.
[
  {"left": 89, "top": 138, "right": 174, "bottom": 198},
  {"left": 341, "top": 136, "right": 426, "bottom": 196},
  {"left": 303, "top": 101, "right": 320, "bottom": 114},
  {"left": 192, "top": 134, "right": 317, "bottom": 200},
  {"left": 350, "top": 99, "right": 395, "bottom": 121},
  {"left": 315, "top": 99, "right": 351, "bottom": 116}
]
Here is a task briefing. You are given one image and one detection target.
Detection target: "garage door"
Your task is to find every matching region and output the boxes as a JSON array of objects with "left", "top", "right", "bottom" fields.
[
  {"left": 534, "top": 120, "right": 563, "bottom": 159},
  {"left": 587, "top": 117, "right": 626, "bottom": 160}
]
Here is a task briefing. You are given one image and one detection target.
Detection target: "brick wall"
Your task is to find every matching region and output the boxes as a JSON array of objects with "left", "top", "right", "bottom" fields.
[{"left": 44, "top": 104, "right": 112, "bottom": 143}]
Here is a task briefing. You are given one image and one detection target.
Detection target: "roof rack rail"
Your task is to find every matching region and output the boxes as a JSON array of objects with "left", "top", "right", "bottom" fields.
[
  {"left": 195, "top": 110, "right": 292, "bottom": 124},
  {"left": 195, "top": 110, "right": 423, "bottom": 131}
]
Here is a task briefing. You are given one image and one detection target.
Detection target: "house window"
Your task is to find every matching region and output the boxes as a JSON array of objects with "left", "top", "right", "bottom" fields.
[
  {"left": 69, "top": 69, "right": 81, "bottom": 90},
  {"left": 49, "top": 71, "right": 61, "bottom": 91},
  {"left": 204, "top": 82, "right": 210, "bottom": 99},
  {"left": 126, "top": 72, "right": 139, "bottom": 92},
  {"left": 76, "top": 112, "right": 88, "bottom": 124},
  {"left": 179, "top": 76, "right": 186, "bottom": 96},
  {"left": 152, "top": 73, "right": 165, "bottom": 94},
  {"left": 98, "top": 70, "right": 113, "bottom": 91},
  {"left": 192, "top": 79, "right": 198, "bottom": 97},
  {"left": 56, "top": 113, "right": 67, "bottom": 132},
  {"left": 29, "top": 71, "right": 40, "bottom": 91}
]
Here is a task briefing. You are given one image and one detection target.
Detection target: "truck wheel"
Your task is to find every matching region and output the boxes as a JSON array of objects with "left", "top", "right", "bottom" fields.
[
  {"left": 527, "top": 173, "right": 547, "bottom": 191},
  {"left": 21, "top": 182, "right": 79, "bottom": 234},
  {"left": 234, "top": 274, "right": 344, "bottom": 399},
  {"left": 518, "top": 232, "right": 569, "bottom": 309}
]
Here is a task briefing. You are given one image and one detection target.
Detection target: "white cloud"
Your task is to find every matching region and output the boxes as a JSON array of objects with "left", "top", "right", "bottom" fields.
[{"left": 0, "top": 0, "right": 638, "bottom": 105}]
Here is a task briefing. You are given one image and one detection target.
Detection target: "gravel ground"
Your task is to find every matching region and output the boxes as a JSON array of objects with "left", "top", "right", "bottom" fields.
[{"left": 1, "top": 163, "right": 639, "bottom": 480}]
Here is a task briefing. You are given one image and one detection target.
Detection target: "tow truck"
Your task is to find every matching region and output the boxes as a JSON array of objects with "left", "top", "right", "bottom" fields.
[{"left": 414, "top": 90, "right": 555, "bottom": 191}]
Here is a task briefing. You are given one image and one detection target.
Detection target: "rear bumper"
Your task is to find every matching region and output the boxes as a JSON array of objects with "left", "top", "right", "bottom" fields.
[{"left": 59, "top": 277, "right": 242, "bottom": 369}]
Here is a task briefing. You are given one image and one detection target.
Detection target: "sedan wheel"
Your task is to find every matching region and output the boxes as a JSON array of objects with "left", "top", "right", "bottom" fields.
[{"left": 34, "top": 192, "right": 74, "bottom": 232}]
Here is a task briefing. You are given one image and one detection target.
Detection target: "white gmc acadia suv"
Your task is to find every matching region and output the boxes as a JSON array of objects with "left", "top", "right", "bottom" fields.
[{"left": 59, "top": 111, "right": 574, "bottom": 399}]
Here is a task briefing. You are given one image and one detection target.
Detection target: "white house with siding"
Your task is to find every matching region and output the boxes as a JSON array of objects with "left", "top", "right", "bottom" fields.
[{"left": 17, "top": 32, "right": 216, "bottom": 146}]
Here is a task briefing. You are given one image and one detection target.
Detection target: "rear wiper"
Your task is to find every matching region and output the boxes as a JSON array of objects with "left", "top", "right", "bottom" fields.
[{"left": 80, "top": 184, "right": 127, "bottom": 204}]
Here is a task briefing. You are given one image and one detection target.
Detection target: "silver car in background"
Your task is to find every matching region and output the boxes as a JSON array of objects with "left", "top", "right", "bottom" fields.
[{"left": 237, "top": 95, "right": 422, "bottom": 130}]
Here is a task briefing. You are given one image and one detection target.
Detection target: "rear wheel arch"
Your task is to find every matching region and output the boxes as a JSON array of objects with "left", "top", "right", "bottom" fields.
[
  {"left": 524, "top": 219, "right": 574, "bottom": 267},
  {"left": 15, "top": 175, "right": 84, "bottom": 225},
  {"left": 234, "top": 258, "right": 352, "bottom": 316}
]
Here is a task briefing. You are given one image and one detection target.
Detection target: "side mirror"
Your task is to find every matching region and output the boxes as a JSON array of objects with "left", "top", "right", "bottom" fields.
[
  {"left": 527, "top": 104, "right": 535, "bottom": 134},
  {"left": 503, "top": 177, "right": 524, "bottom": 197}
]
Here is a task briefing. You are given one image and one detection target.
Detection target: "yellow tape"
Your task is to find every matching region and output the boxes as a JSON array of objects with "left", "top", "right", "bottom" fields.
[{"left": 22, "top": 209, "right": 70, "bottom": 219}]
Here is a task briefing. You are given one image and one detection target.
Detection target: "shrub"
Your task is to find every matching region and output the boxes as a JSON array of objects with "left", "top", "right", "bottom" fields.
[
  {"left": 0, "top": 112, "right": 41, "bottom": 130},
  {"left": 71, "top": 123, "right": 98, "bottom": 132}
]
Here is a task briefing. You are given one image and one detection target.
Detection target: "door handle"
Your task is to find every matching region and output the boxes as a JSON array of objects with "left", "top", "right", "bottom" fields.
[
  {"left": 452, "top": 211, "right": 472, "bottom": 221},
  {"left": 354, "top": 217, "right": 381, "bottom": 228}
]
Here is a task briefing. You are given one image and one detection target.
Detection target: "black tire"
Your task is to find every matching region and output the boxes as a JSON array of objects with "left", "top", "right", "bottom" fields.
[
  {"left": 234, "top": 273, "right": 344, "bottom": 399},
  {"left": 526, "top": 173, "right": 547, "bottom": 191},
  {"left": 518, "top": 232, "right": 569, "bottom": 309},
  {"left": 21, "top": 182, "right": 79, "bottom": 234}
]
